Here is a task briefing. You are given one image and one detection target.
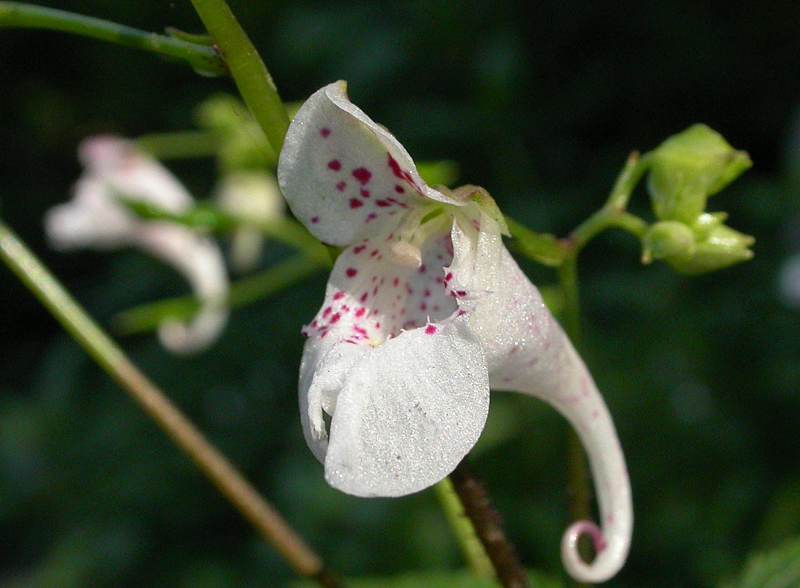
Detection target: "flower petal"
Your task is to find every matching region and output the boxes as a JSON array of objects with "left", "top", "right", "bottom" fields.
[
  {"left": 322, "top": 318, "right": 489, "bottom": 497},
  {"left": 278, "top": 81, "right": 461, "bottom": 246},
  {"left": 45, "top": 136, "right": 229, "bottom": 355},
  {"left": 449, "top": 218, "right": 633, "bottom": 583}
]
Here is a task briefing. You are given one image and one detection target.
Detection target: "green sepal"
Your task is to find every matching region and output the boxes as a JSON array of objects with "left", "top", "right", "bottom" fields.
[
  {"left": 641, "top": 221, "right": 695, "bottom": 264},
  {"left": 647, "top": 124, "right": 751, "bottom": 223}
]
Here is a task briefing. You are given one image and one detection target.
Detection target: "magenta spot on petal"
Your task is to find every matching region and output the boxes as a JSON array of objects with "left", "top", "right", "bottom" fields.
[
  {"left": 392, "top": 277, "right": 399, "bottom": 287},
  {"left": 444, "top": 272, "right": 453, "bottom": 283},
  {"left": 341, "top": 305, "right": 350, "bottom": 312},
  {"left": 355, "top": 307, "right": 366, "bottom": 318},
  {"left": 337, "top": 181, "right": 347, "bottom": 192},
  {"left": 375, "top": 199, "right": 391, "bottom": 207},
  {"left": 328, "top": 159, "right": 341, "bottom": 171},
  {"left": 352, "top": 167, "right": 372, "bottom": 185},
  {"left": 394, "top": 184, "right": 405, "bottom": 194},
  {"left": 418, "top": 264, "right": 427, "bottom": 274},
  {"left": 366, "top": 212, "right": 378, "bottom": 222},
  {"left": 456, "top": 309, "right": 467, "bottom": 317},
  {"left": 360, "top": 188, "right": 371, "bottom": 198},
  {"left": 353, "top": 244, "right": 366, "bottom": 254},
  {"left": 349, "top": 198, "right": 363, "bottom": 209},
  {"left": 420, "top": 302, "right": 428, "bottom": 311},
  {"left": 423, "top": 288, "right": 431, "bottom": 297},
  {"left": 320, "top": 128, "right": 331, "bottom": 138},
  {"left": 323, "top": 307, "right": 332, "bottom": 317},
  {"left": 370, "top": 249, "right": 379, "bottom": 257},
  {"left": 345, "top": 268, "right": 358, "bottom": 278},
  {"left": 311, "top": 216, "right": 320, "bottom": 224},
  {"left": 425, "top": 325, "right": 437, "bottom": 335},
  {"left": 375, "top": 322, "right": 381, "bottom": 329},
  {"left": 330, "top": 313, "right": 341, "bottom": 324},
  {"left": 333, "top": 292, "right": 345, "bottom": 301},
  {"left": 359, "top": 292, "right": 368, "bottom": 303}
]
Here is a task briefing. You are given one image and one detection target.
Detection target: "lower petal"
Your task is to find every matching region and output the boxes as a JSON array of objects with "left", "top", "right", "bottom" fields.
[{"left": 323, "top": 318, "right": 489, "bottom": 497}]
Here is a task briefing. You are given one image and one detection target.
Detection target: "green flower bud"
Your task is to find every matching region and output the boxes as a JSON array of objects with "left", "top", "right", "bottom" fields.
[
  {"left": 647, "top": 124, "right": 751, "bottom": 223},
  {"left": 641, "top": 221, "right": 695, "bottom": 264},
  {"left": 653, "top": 214, "right": 755, "bottom": 275}
]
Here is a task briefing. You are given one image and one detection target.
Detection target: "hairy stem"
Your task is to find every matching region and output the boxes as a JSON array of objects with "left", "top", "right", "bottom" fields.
[
  {"left": 434, "top": 478, "right": 495, "bottom": 579},
  {"left": 0, "top": 220, "right": 340, "bottom": 588},
  {"left": 449, "top": 460, "right": 529, "bottom": 588},
  {"left": 0, "top": 2, "right": 225, "bottom": 76},
  {"left": 189, "top": 0, "right": 290, "bottom": 152}
]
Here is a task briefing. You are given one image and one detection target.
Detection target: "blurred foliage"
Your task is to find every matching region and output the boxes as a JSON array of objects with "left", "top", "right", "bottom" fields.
[
  {"left": 722, "top": 537, "right": 800, "bottom": 588},
  {"left": 1, "top": 1, "right": 799, "bottom": 587}
]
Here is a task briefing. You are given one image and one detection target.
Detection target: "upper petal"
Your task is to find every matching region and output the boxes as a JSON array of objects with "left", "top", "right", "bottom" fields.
[
  {"left": 278, "top": 81, "right": 461, "bottom": 247},
  {"left": 323, "top": 318, "right": 489, "bottom": 497}
]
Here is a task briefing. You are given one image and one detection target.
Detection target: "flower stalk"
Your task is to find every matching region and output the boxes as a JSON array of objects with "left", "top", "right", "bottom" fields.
[
  {"left": 0, "top": 219, "right": 340, "bottom": 588},
  {"left": 0, "top": 2, "right": 225, "bottom": 76}
]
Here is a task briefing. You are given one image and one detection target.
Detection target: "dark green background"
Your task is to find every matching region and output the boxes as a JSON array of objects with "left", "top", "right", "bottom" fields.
[{"left": 1, "top": 1, "right": 799, "bottom": 586}]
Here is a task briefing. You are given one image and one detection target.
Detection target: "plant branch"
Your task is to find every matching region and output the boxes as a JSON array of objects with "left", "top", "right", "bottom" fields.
[
  {"left": 449, "top": 460, "right": 529, "bottom": 588},
  {"left": 189, "top": 0, "right": 290, "bottom": 152},
  {"left": 0, "top": 2, "right": 225, "bottom": 76},
  {"left": 114, "top": 253, "right": 324, "bottom": 335},
  {"left": 0, "top": 219, "right": 340, "bottom": 588}
]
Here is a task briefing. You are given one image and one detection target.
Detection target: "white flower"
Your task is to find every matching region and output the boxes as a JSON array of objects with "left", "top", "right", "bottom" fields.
[
  {"left": 278, "top": 81, "right": 632, "bottom": 582},
  {"left": 45, "top": 136, "right": 229, "bottom": 354},
  {"left": 215, "top": 171, "right": 284, "bottom": 272}
]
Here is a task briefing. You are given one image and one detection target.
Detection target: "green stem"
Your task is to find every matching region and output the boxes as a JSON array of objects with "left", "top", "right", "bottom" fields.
[
  {"left": 189, "top": 0, "right": 290, "bottom": 152},
  {"left": 0, "top": 220, "right": 340, "bottom": 588},
  {"left": 119, "top": 198, "right": 330, "bottom": 265},
  {"left": 136, "top": 130, "right": 222, "bottom": 160},
  {"left": 114, "top": 253, "right": 324, "bottom": 335},
  {"left": 0, "top": 2, "right": 225, "bottom": 76},
  {"left": 434, "top": 479, "right": 495, "bottom": 579}
]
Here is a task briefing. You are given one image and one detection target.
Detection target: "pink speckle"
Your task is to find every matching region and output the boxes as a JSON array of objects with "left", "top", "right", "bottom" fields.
[
  {"left": 336, "top": 181, "right": 347, "bottom": 192},
  {"left": 370, "top": 249, "right": 379, "bottom": 258},
  {"left": 418, "top": 264, "right": 427, "bottom": 274},
  {"left": 425, "top": 325, "right": 438, "bottom": 335},
  {"left": 341, "top": 305, "right": 350, "bottom": 312},
  {"left": 352, "top": 167, "right": 372, "bottom": 185},
  {"left": 328, "top": 159, "right": 341, "bottom": 171},
  {"left": 394, "top": 185, "right": 405, "bottom": 194},
  {"left": 423, "top": 288, "right": 431, "bottom": 297},
  {"left": 322, "top": 306, "right": 332, "bottom": 317},
  {"left": 444, "top": 272, "right": 453, "bottom": 283},
  {"left": 330, "top": 313, "right": 341, "bottom": 324},
  {"left": 349, "top": 198, "right": 363, "bottom": 209},
  {"left": 310, "top": 216, "right": 320, "bottom": 224},
  {"left": 333, "top": 292, "right": 345, "bottom": 301},
  {"left": 375, "top": 199, "right": 391, "bottom": 207},
  {"left": 359, "top": 292, "right": 368, "bottom": 303},
  {"left": 392, "top": 277, "right": 399, "bottom": 287},
  {"left": 375, "top": 322, "right": 381, "bottom": 329},
  {"left": 320, "top": 128, "right": 331, "bottom": 138},
  {"left": 345, "top": 268, "right": 358, "bottom": 278},
  {"left": 420, "top": 302, "right": 428, "bottom": 311},
  {"left": 366, "top": 212, "right": 378, "bottom": 222},
  {"left": 360, "top": 188, "right": 371, "bottom": 198},
  {"left": 355, "top": 307, "right": 366, "bottom": 318},
  {"left": 353, "top": 244, "right": 366, "bottom": 254}
]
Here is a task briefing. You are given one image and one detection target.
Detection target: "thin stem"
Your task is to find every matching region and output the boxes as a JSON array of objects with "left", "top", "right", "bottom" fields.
[
  {"left": 136, "top": 130, "right": 222, "bottom": 160},
  {"left": 189, "top": 0, "right": 290, "bottom": 152},
  {"left": 0, "top": 220, "right": 340, "bottom": 588},
  {"left": 449, "top": 460, "right": 529, "bottom": 588},
  {"left": 0, "top": 2, "right": 225, "bottom": 76},
  {"left": 114, "top": 253, "right": 324, "bottom": 335},
  {"left": 434, "top": 479, "right": 495, "bottom": 579}
]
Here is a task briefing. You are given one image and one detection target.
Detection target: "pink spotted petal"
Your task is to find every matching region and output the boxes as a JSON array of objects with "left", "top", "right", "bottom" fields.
[{"left": 278, "top": 81, "right": 464, "bottom": 247}]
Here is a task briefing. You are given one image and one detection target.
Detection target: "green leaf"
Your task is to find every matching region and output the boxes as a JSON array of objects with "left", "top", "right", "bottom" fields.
[{"left": 723, "top": 537, "right": 800, "bottom": 588}]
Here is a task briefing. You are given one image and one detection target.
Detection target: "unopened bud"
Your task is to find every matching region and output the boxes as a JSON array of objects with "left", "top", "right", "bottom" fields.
[
  {"left": 648, "top": 124, "right": 751, "bottom": 223},
  {"left": 642, "top": 221, "right": 695, "bottom": 264}
]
